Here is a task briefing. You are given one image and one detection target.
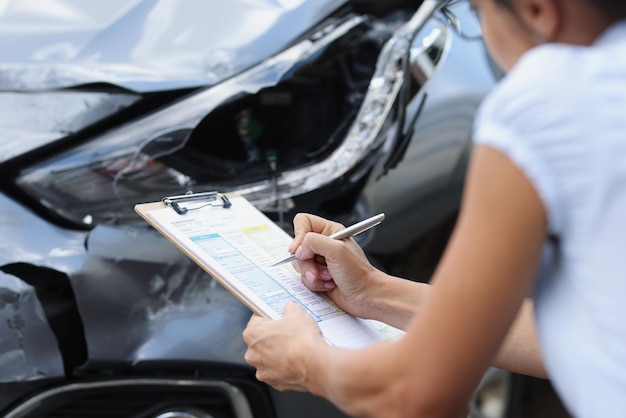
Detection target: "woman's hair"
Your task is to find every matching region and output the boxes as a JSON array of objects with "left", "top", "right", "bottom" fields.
[
  {"left": 494, "top": 0, "right": 626, "bottom": 18},
  {"left": 576, "top": 0, "right": 626, "bottom": 16}
]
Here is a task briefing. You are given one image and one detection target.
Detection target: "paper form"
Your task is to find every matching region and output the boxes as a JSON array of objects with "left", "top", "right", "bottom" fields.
[{"left": 138, "top": 194, "right": 404, "bottom": 349}]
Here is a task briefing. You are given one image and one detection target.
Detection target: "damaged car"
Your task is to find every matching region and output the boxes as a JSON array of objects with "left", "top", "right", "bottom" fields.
[{"left": 0, "top": 0, "right": 513, "bottom": 417}]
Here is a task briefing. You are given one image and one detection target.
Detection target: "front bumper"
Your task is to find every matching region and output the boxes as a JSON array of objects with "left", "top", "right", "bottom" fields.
[{"left": 0, "top": 193, "right": 349, "bottom": 417}]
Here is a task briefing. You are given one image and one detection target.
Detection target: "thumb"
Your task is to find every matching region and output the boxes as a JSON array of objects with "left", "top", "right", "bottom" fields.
[
  {"left": 282, "top": 302, "right": 322, "bottom": 333},
  {"left": 283, "top": 300, "right": 305, "bottom": 315}
]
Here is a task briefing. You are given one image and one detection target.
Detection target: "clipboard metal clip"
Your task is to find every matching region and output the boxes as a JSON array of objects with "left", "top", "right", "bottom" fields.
[{"left": 162, "top": 191, "right": 232, "bottom": 215}]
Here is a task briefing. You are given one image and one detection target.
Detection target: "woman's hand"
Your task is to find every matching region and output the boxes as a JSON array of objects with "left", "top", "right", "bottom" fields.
[
  {"left": 288, "top": 213, "right": 385, "bottom": 319},
  {"left": 243, "top": 302, "right": 327, "bottom": 391}
]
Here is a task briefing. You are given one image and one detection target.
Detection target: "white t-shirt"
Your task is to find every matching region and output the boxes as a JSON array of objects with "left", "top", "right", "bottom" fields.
[{"left": 473, "top": 20, "right": 626, "bottom": 418}]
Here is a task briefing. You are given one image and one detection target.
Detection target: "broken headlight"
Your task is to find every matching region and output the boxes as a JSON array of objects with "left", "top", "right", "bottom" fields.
[{"left": 16, "top": 7, "right": 449, "bottom": 227}]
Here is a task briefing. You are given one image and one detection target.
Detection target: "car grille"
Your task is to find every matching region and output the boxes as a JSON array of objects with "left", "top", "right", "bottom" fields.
[{"left": 3, "top": 378, "right": 271, "bottom": 418}]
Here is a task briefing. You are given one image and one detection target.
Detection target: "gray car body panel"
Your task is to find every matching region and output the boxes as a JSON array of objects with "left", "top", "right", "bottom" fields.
[
  {"left": 0, "top": 0, "right": 347, "bottom": 164},
  {"left": 0, "top": 0, "right": 346, "bottom": 92},
  {"left": 0, "top": 192, "right": 252, "bottom": 365},
  {"left": 0, "top": 270, "right": 64, "bottom": 382},
  {"left": 364, "top": 31, "right": 495, "bottom": 254}
]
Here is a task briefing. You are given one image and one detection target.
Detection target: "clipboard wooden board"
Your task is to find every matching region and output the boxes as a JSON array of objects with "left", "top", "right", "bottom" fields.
[
  {"left": 135, "top": 192, "right": 404, "bottom": 348},
  {"left": 135, "top": 195, "right": 268, "bottom": 317}
]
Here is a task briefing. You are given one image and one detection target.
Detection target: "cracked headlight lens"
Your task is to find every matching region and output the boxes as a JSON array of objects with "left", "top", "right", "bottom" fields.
[{"left": 16, "top": 10, "right": 449, "bottom": 227}]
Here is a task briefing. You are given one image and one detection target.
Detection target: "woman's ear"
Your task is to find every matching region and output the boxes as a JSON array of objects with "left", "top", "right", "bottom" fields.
[{"left": 518, "top": 0, "right": 560, "bottom": 42}]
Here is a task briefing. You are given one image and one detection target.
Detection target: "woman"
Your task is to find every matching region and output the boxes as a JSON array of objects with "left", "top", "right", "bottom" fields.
[{"left": 243, "top": 0, "right": 626, "bottom": 416}]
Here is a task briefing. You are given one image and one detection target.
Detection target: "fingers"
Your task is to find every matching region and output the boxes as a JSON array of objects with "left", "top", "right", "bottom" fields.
[
  {"left": 243, "top": 302, "right": 322, "bottom": 384},
  {"left": 243, "top": 303, "right": 310, "bottom": 346},
  {"left": 290, "top": 235, "right": 339, "bottom": 292},
  {"left": 243, "top": 313, "right": 265, "bottom": 344},
  {"left": 298, "top": 261, "right": 336, "bottom": 291},
  {"left": 297, "top": 231, "right": 346, "bottom": 263},
  {"left": 282, "top": 300, "right": 305, "bottom": 316},
  {"left": 293, "top": 213, "right": 345, "bottom": 236},
  {"left": 290, "top": 213, "right": 344, "bottom": 253}
]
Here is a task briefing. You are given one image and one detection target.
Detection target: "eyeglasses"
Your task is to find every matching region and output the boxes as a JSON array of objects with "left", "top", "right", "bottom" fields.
[{"left": 440, "top": 0, "right": 483, "bottom": 41}]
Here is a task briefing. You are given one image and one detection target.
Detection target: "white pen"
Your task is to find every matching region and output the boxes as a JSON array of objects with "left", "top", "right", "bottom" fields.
[{"left": 270, "top": 213, "right": 385, "bottom": 267}]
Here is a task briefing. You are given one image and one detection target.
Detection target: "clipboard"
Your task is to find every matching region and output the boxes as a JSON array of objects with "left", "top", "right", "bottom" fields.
[
  {"left": 135, "top": 191, "right": 404, "bottom": 348},
  {"left": 135, "top": 192, "right": 264, "bottom": 314}
]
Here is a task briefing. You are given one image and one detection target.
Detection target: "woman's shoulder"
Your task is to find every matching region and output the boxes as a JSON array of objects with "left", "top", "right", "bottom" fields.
[
  {"left": 494, "top": 44, "right": 580, "bottom": 105},
  {"left": 492, "top": 21, "right": 626, "bottom": 109},
  {"left": 474, "top": 46, "right": 573, "bottom": 141},
  {"left": 478, "top": 34, "right": 622, "bottom": 135}
]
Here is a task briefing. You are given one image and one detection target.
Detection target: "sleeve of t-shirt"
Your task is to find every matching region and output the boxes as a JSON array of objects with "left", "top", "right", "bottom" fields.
[{"left": 472, "top": 47, "right": 571, "bottom": 236}]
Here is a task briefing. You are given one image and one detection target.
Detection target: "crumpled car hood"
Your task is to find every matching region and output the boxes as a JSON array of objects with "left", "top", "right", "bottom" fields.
[{"left": 0, "top": 0, "right": 345, "bottom": 92}]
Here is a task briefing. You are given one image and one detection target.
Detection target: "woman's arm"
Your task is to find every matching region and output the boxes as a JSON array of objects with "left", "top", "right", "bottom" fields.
[
  {"left": 245, "top": 145, "right": 549, "bottom": 417},
  {"left": 311, "top": 146, "right": 548, "bottom": 416},
  {"left": 354, "top": 280, "right": 547, "bottom": 379},
  {"left": 493, "top": 298, "right": 546, "bottom": 377},
  {"left": 359, "top": 277, "right": 547, "bottom": 378}
]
